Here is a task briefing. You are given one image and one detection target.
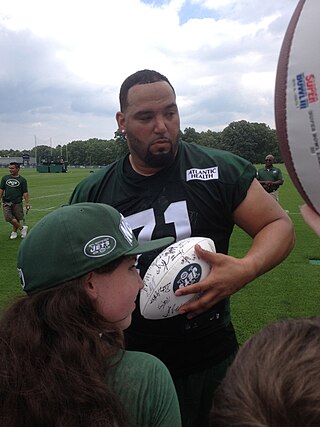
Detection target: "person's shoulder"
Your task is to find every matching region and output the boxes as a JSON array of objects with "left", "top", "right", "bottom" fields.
[
  {"left": 180, "top": 140, "right": 247, "bottom": 162},
  {"left": 109, "top": 350, "right": 176, "bottom": 400},
  {"left": 180, "top": 141, "right": 255, "bottom": 172},
  {"left": 69, "top": 162, "right": 120, "bottom": 203},
  {"left": 87, "top": 161, "right": 120, "bottom": 180},
  {"left": 110, "top": 350, "right": 181, "bottom": 427},
  {"left": 120, "top": 350, "right": 168, "bottom": 373}
]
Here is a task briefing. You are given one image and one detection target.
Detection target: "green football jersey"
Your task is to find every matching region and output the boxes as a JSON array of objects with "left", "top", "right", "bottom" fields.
[{"left": 70, "top": 140, "right": 256, "bottom": 375}]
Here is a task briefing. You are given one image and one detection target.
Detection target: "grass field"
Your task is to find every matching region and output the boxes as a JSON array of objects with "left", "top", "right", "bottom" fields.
[{"left": 0, "top": 165, "right": 319, "bottom": 345}]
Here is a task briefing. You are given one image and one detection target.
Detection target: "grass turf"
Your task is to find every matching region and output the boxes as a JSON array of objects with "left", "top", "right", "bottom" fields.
[{"left": 0, "top": 165, "right": 319, "bottom": 344}]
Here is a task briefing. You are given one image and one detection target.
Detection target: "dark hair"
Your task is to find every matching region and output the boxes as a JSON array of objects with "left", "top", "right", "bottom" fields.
[
  {"left": 9, "top": 162, "right": 20, "bottom": 168},
  {"left": 212, "top": 317, "right": 320, "bottom": 427},
  {"left": 0, "top": 259, "right": 128, "bottom": 426},
  {"left": 119, "top": 69, "right": 175, "bottom": 112}
]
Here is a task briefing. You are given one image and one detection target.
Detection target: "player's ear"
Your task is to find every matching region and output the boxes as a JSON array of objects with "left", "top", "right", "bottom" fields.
[
  {"left": 116, "top": 111, "right": 125, "bottom": 132},
  {"left": 83, "top": 272, "right": 99, "bottom": 301}
]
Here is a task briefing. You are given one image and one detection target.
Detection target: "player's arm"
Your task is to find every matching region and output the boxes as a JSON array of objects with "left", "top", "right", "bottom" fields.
[
  {"left": 0, "top": 188, "right": 3, "bottom": 207},
  {"left": 23, "top": 192, "right": 30, "bottom": 211},
  {"left": 272, "top": 169, "right": 284, "bottom": 188},
  {"left": 176, "top": 179, "right": 295, "bottom": 318}
]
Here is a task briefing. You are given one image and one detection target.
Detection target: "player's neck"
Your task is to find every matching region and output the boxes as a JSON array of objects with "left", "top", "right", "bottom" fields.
[{"left": 128, "top": 154, "right": 162, "bottom": 176}]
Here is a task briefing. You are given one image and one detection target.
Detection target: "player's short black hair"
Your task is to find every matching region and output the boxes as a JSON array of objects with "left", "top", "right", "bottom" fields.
[
  {"left": 119, "top": 69, "right": 175, "bottom": 112},
  {"left": 9, "top": 162, "right": 20, "bottom": 168}
]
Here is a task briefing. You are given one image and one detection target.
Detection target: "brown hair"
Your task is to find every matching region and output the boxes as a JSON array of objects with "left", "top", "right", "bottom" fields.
[
  {"left": 0, "top": 259, "right": 128, "bottom": 426},
  {"left": 9, "top": 162, "right": 20, "bottom": 168},
  {"left": 119, "top": 69, "right": 175, "bottom": 112},
  {"left": 212, "top": 317, "right": 320, "bottom": 427}
]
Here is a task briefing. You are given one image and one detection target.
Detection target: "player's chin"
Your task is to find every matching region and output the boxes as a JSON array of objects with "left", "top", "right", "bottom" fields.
[
  {"left": 119, "top": 314, "right": 133, "bottom": 331},
  {"left": 145, "top": 151, "right": 175, "bottom": 169}
]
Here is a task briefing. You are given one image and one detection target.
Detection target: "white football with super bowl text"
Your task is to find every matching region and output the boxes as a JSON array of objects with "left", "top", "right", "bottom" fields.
[
  {"left": 275, "top": 0, "right": 320, "bottom": 214},
  {"left": 140, "top": 236, "right": 216, "bottom": 320}
]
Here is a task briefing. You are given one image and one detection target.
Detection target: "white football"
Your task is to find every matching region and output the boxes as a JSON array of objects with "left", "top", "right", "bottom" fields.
[
  {"left": 140, "top": 236, "right": 216, "bottom": 320},
  {"left": 275, "top": 0, "right": 320, "bottom": 214}
]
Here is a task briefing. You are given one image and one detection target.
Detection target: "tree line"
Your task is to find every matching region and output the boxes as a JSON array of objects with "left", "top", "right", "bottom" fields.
[{"left": 0, "top": 120, "right": 282, "bottom": 166}]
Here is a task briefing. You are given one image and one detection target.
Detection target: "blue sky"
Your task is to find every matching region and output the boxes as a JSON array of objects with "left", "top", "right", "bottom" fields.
[{"left": 0, "top": 0, "right": 298, "bottom": 150}]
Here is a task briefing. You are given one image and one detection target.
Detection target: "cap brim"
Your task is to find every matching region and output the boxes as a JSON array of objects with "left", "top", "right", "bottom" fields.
[{"left": 126, "top": 236, "right": 174, "bottom": 256}]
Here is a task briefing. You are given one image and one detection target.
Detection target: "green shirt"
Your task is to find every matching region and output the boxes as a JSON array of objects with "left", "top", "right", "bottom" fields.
[
  {"left": 107, "top": 351, "right": 181, "bottom": 427},
  {"left": 0, "top": 174, "right": 28, "bottom": 204},
  {"left": 256, "top": 166, "right": 283, "bottom": 183},
  {"left": 256, "top": 166, "right": 283, "bottom": 192}
]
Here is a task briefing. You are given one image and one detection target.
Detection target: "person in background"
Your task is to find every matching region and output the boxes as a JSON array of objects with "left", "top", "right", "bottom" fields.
[
  {"left": 69, "top": 69, "right": 295, "bottom": 427},
  {"left": 0, "top": 202, "right": 181, "bottom": 427},
  {"left": 257, "top": 154, "right": 284, "bottom": 202},
  {"left": 0, "top": 161, "right": 30, "bottom": 239},
  {"left": 211, "top": 317, "right": 320, "bottom": 427},
  {"left": 300, "top": 204, "right": 320, "bottom": 237}
]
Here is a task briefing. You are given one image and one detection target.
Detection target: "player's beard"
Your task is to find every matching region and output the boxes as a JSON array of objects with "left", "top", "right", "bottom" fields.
[{"left": 127, "top": 131, "right": 180, "bottom": 169}]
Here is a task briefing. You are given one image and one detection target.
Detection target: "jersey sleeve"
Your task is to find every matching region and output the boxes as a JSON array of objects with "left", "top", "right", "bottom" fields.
[{"left": 107, "top": 351, "right": 182, "bottom": 427}]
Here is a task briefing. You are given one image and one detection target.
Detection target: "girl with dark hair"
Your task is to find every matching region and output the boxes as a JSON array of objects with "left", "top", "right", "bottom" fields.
[{"left": 0, "top": 202, "right": 181, "bottom": 427}]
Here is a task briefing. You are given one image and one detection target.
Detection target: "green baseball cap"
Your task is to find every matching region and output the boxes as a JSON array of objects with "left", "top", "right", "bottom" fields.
[{"left": 17, "top": 202, "right": 174, "bottom": 294}]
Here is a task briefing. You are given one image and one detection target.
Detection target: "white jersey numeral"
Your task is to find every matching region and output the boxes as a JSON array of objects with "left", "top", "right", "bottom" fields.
[{"left": 126, "top": 201, "right": 191, "bottom": 242}]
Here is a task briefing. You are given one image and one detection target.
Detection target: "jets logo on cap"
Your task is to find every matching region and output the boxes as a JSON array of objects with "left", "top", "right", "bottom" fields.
[{"left": 84, "top": 235, "right": 116, "bottom": 258}]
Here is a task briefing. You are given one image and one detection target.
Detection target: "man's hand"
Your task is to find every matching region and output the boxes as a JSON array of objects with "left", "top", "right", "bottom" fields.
[
  {"left": 300, "top": 204, "right": 320, "bottom": 237},
  {"left": 175, "top": 244, "right": 254, "bottom": 319}
]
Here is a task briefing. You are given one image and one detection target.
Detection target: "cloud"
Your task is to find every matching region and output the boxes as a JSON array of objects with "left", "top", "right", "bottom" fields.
[{"left": 0, "top": 0, "right": 298, "bottom": 149}]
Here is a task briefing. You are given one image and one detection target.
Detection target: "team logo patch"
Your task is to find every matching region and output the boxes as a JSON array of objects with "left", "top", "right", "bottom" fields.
[
  {"left": 173, "top": 263, "right": 202, "bottom": 292},
  {"left": 84, "top": 235, "right": 116, "bottom": 258},
  {"left": 186, "top": 167, "right": 219, "bottom": 181},
  {"left": 6, "top": 178, "right": 20, "bottom": 187},
  {"left": 17, "top": 268, "right": 26, "bottom": 289}
]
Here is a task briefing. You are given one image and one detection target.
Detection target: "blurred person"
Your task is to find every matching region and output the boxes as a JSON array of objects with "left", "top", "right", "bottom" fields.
[
  {"left": 257, "top": 154, "right": 284, "bottom": 202},
  {"left": 0, "top": 202, "right": 181, "bottom": 427},
  {"left": 70, "top": 69, "right": 295, "bottom": 427},
  {"left": 0, "top": 161, "right": 30, "bottom": 239},
  {"left": 211, "top": 317, "right": 320, "bottom": 427}
]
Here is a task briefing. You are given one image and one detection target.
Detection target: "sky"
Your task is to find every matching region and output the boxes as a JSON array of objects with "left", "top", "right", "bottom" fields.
[{"left": 0, "top": 0, "right": 299, "bottom": 150}]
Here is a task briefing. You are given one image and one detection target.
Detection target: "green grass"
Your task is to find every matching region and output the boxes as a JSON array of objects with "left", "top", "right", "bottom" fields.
[{"left": 0, "top": 165, "right": 319, "bottom": 344}]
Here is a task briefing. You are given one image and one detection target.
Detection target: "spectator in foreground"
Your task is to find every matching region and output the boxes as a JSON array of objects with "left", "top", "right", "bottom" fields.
[
  {"left": 211, "top": 317, "right": 320, "bottom": 427},
  {"left": 0, "top": 202, "right": 181, "bottom": 427}
]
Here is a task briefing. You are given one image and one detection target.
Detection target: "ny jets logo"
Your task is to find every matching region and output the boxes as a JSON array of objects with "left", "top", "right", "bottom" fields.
[
  {"left": 6, "top": 179, "right": 20, "bottom": 187},
  {"left": 84, "top": 236, "right": 116, "bottom": 257},
  {"left": 173, "top": 263, "right": 202, "bottom": 292}
]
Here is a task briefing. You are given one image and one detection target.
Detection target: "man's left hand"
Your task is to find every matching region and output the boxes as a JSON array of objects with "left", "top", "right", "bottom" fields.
[{"left": 175, "top": 244, "right": 254, "bottom": 319}]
